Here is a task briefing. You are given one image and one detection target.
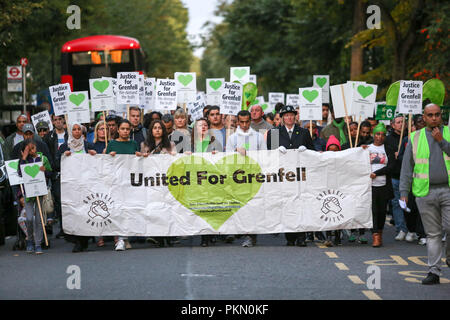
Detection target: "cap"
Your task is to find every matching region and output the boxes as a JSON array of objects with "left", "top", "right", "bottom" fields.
[
  {"left": 35, "top": 121, "right": 49, "bottom": 130},
  {"left": 280, "top": 105, "right": 297, "bottom": 116},
  {"left": 373, "top": 122, "right": 387, "bottom": 135},
  {"left": 22, "top": 123, "right": 35, "bottom": 134}
]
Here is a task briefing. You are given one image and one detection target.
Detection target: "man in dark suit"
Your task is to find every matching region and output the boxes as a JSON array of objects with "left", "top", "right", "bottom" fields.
[{"left": 267, "top": 105, "right": 315, "bottom": 247}]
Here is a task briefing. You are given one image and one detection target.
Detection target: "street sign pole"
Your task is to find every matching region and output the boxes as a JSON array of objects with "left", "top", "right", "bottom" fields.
[{"left": 22, "top": 65, "right": 26, "bottom": 114}]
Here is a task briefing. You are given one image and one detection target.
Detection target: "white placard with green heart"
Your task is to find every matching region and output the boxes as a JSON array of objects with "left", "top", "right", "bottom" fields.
[
  {"left": 31, "top": 110, "right": 53, "bottom": 132},
  {"left": 60, "top": 148, "right": 373, "bottom": 236},
  {"left": 230, "top": 67, "right": 250, "bottom": 84},
  {"left": 268, "top": 92, "right": 285, "bottom": 114},
  {"left": 21, "top": 162, "right": 47, "bottom": 198},
  {"left": 49, "top": 83, "right": 71, "bottom": 116},
  {"left": 89, "top": 78, "right": 115, "bottom": 112},
  {"left": 299, "top": 87, "right": 322, "bottom": 120},
  {"left": 286, "top": 94, "right": 300, "bottom": 107},
  {"left": 221, "top": 82, "right": 243, "bottom": 115},
  {"left": 116, "top": 72, "right": 140, "bottom": 105},
  {"left": 188, "top": 93, "right": 206, "bottom": 121},
  {"left": 313, "top": 75, "right": 330, "bottom": 103},
  {"left": 206, "top": 78, "right": 225, "bottom": 106},
  {"left": 397, "top": 80, "right": 423, "bottom": 114},
  {"left": 351, "top": 83, "right": 377, "bottom": 120},
  {"left": 144, "top": 77, "right": 156, "bottom": 110},
  {"left": 154, "top": 79, "right": 178, "bottom": 111},
  {"left": 67, "top": 91, "right": 90, "bottom": 124},
  {"left": 175, "top": 72, "right": 197, "bottom": 104},
  {"left": 5, "top": 159, "right": 24, "bottom": 186}
]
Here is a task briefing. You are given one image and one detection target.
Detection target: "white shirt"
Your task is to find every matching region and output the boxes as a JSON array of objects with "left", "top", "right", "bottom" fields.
[
  {"left": 226, "top": 127, "right": 267, "bottom": 152},
  {"left": 368, "top": 143, "right": 388, "bottom": 187}
]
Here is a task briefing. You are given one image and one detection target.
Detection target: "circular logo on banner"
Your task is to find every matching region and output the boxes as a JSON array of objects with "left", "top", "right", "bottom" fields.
[
  {"left": 83, "top": 193, "right": 114, "bottom": 229},
  {"left": 316, "top": 190, "right": 346, "bottom": 223}
]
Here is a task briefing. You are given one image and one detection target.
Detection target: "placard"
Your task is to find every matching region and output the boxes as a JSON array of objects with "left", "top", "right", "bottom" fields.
[
  {"left": 230, "top": 67, "right": 250, "bottom": 84},
  {"left": 313, "top": 75, "right": 330, "bottom": 103},
  {"left": 221, "top": 82, "right": 243, "bottom": 115},
  {"left": 330, "top": 83, "right": 353, "bottom": 119},
  {"left": 397, "top": 80, "right": 423, "bottom": 114},
  {"left": 49, "top": 83, "right": 71, "bottom": 116},
  {"left": 138, "top": 74, "right": 146, "bottom": 109},
  {"left": 286, "top": 94, "right": 300, "bottom": 107},
  {"left": 206, "top": 78, "right": 225, "bottom": 106},
  {"left": 89, "top": 78, "right": 115, "bottom": 112},
  {"left": 351, "top": 83, "right": 377, "bottom": 120},
  {"left": 144, "top": 77, "right": 156, "bottom": 110},
  {"left": 175, "top": 72, "right": 196, "bottom": 104},
  {"left": 116, "top": 72, "right": 140, "bottom": 105},
  {"left": 249, "top": 75, "right": 257, "bottom": 85},
  {"left": 188, "top": 93, "right": 207, "bottom": 121},
  {"left": 21, "top": 162, "right": 48, "bottom": 198},
  {"left": 154, "top": 79, "right": 178, "bottom": 111},
  {"left": 5, "top": 159, "right": 24, "bottom": 186},
  {"left": 31, "top": 110, "right": 53, "bottom": 132},
  {"left": 109, "top": 77, "right": 126, "bottom": 114},
  {"left": 268, "top": 92, "right": 285, "bottom": 114},
  {"left": 299, "top": 87, "right": 322, "bottom": 120},
  {"left": 67, "top": 91, "right": 90, "bottom": 124}
]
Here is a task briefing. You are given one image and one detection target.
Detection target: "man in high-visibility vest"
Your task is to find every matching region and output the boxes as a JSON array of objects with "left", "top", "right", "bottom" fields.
[{"left": 400, "top": 104, "right": 450, "bottom": 285}]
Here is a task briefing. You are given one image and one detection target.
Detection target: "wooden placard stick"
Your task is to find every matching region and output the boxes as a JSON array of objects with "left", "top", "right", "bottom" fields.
[
  {"left": 355, "top": 115, "right": 362, "bottom": 147},
  {"left": 340, "top": 85, "right": 353, "bottom": 148},
  {"left": 408, "top": 113, "right": 412, "bottom": 139},
  {"left": 309, "top": 120, "right": 313, "bottom": 138},
  {"left": 102, "top": 110, "right": 108, "bottom": 150},
  {"left": 397, "top": 115, "right": 405, "bottom": 153},
  {"left": 127, "top": 105, "right": 130, "bottom": 120},
  {"left": 36, "top": 196, "right": 49, "bottom": 247}
]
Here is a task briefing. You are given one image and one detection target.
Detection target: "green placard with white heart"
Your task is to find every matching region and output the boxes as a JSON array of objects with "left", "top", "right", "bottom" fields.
[
  {"left": 67, "top": 91, "right": 90, "bottom": 124},
  {"left": 313, "top": 75, "right": 330, "bottom": 103},
  {"left": 351, "top": 83, "right": 377, "bottom": 120},
  {"left": 5, "top": 159, "right": 24, "bottom": 186},
  {"left": 230, "top": 66, "right": 250, "bottom": 84},
  {"left": 206, "top": 78, "right": 225, "bottom": 106},
  {"left": 21, "top": 162, "right": 48, "bottom": 197},
  {"left": 299, "top": 87, "right": 322, "bottom": 120},
  {"left": 175, "top": 72, "right": 196, "bottom": 104},
  {"left": 89, "top": 78, "right": 115, "bottom": 112}
]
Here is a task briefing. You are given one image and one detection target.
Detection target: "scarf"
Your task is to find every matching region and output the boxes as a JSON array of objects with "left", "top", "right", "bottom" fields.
[
  {"left": 67, "top": 122, "right": 84, "bottom": 152},
  {"left": 333, "top": 120, "right": 348, "bottom": 145}
]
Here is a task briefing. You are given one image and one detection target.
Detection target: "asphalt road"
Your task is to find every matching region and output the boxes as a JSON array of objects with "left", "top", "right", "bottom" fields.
[{"left": 0, "top": 222, "right": 449, "bottom": 301}]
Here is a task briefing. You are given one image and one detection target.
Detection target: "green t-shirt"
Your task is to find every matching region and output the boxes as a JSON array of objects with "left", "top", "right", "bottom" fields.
[{"left": 106, "top": 140, "right": 139, "bottom": 155}]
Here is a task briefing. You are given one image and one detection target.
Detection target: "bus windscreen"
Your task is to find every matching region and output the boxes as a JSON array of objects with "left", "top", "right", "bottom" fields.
[{"left": 71, "top": 50, "right": 130, "bottom": 65}]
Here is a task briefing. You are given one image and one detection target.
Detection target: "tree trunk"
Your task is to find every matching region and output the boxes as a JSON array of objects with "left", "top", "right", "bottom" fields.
[{"left": 350, "top": 0, "right": 365, "bottom": 80}]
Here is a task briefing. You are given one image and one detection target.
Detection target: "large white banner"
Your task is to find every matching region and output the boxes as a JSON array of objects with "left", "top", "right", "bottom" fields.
[{"left": 61, "top": 148, "right": 372, "bottom": 236}]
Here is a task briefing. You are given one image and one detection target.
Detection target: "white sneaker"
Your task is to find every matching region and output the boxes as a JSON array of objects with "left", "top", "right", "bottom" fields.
[
  {"left": 242, "top": 236, "right": 253, "bottom": 247},
  {"left": 115, "top": 239, "right": 125, "bottom": 251},
  {"left": 395, "top": 230, "right": 407, "bottom": 241},
  {"left": 418, "top": 238, "right": 427, "bottom": 245},
  {"left": 405, "top": 232, "right": 418, "bottom": 242},
  {"left": 442, "top": 233, "right": 447, "bottom": 242}
]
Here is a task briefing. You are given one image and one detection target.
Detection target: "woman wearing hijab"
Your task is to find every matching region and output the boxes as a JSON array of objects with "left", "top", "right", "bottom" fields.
[{"left": 56, "top": 122, "right": 96, "bottom": 252}]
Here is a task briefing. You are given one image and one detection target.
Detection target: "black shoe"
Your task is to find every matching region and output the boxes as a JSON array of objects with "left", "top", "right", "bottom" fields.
[
  {"left": 157, "top": 238, "right": 165, "bottom": 248},
  {"left": 55, "top": 230, "right": 65, "bottom": 239},
  {"left": 296, "top": 239, "right": 307, "bottom": 247},
  {"left": 286, "top": 241, "right": 295, "bottom": 246},
  {"left": 315, "top": 232, "right": 325, "bottom": 241},
  {"left": 225, "top": 236, "right": 235, "bottom": 243},
  {"left": 446, "top": 259, "right": 449, "bottom": 268},
  {"left": 72, "top": 242, "right": 83, "bottom": 253},
  {"left": 306, "top": 233, "right": 314, "bottom": 242},
  {"left": 422, "top": 272, "right": 440, "bottom": 285}
]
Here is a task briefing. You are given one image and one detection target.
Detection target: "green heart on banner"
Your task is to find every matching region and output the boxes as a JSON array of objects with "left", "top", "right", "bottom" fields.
[
  {"left": 357, "top": 85, "right": 374, "bottom": 99},
  {"left": 167, "top": 154, "right": 262, "bottom": 230},
  {"left": 233, "top": 69, "right": 247, "bottom": 79},
  {"left": 93, "top": 80, "right": 110, "bottom": 93},
  {"left": 302, "top": 90, "right": 319, "bottom": 103},
  {"left": 209, "top": 80, "right": 222, "bottom": 91},
  {"left": 316, "top": 77, "right": 327, "bottom": 88},
  {"left": 69, "top": 93, "right": 86, "bottom": 106},
  {"left": 178, "top": 74, "right": 193, "bottom": 87},
  {"left": 8, "top": 161, "right": 19, "bottom": 170},
  {"left": 24, "top": 164, "right": 40, "bottom": 179}
]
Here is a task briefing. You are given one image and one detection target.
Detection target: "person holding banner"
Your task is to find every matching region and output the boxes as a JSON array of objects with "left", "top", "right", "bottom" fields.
[
  {"left": 18, "top": 140, "right": 52, "bottom": 254},
  {"left": 302, "top": 121, "right": 326, "bottom": 152},
  {"left": 207, "top": 106, "right": 226, "bottom": 152},
  {"left": 93, "top": 121, "right": 109, "bottom": 154},
  {"left": 106, "top": 119, "right": 141, "bottom": 251},
  {"left": 129, "top": 107, "right": 147, "bottom": 146},
  {"left": 366, "top": 123, "right": 395, "bottom": 248},
  {"left": 106, "top": 115, "right": 121, "bottom": 140},
  {"left": 250, "top": 105, "right": 272, "bottom": 134},
  {"left": 400, "top": 104, "right": 450, "bottom": 285},
  {"left": 266, "top": 105, "right": 314, "bottom": 247},
  {"left": 171, "top": 109, "right": 191, "bottom": 154}
]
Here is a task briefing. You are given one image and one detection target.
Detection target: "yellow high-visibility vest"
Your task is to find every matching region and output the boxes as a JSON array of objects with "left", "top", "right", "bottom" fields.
[{"left": 411, "top": 126, "right": 450, "bottom": 197}]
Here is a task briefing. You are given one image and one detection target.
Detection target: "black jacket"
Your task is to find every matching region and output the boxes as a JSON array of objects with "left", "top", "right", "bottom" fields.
[
  {"left": 130, "top": 124, "right": 146, "bottom": 147},
  {"left": 43, "top": 130, "right": 68, "bottom": 164},
  {"left": 384, "top": 131, "right": 402, "bottom": 179},
  {"left": 266, "top": 124, "right": 315, "bottom": 150},
  {"left": 12, "top": 138, "right": 53, "bottom": 168}
]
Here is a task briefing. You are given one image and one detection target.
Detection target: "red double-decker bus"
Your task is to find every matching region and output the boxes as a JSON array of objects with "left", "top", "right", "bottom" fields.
[{"left": 61, "top": 35, "right": 145, "bottom": 91}]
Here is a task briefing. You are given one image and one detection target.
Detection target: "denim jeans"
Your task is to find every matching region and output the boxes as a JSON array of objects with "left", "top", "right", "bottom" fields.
[{"left": 391, "top": 178, "right": 408, "bottom": 233}]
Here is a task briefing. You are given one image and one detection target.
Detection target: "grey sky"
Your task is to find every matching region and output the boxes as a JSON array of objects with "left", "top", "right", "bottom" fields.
[{"left": 182, "top": 0, "right": 223, "bottom": 57}]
